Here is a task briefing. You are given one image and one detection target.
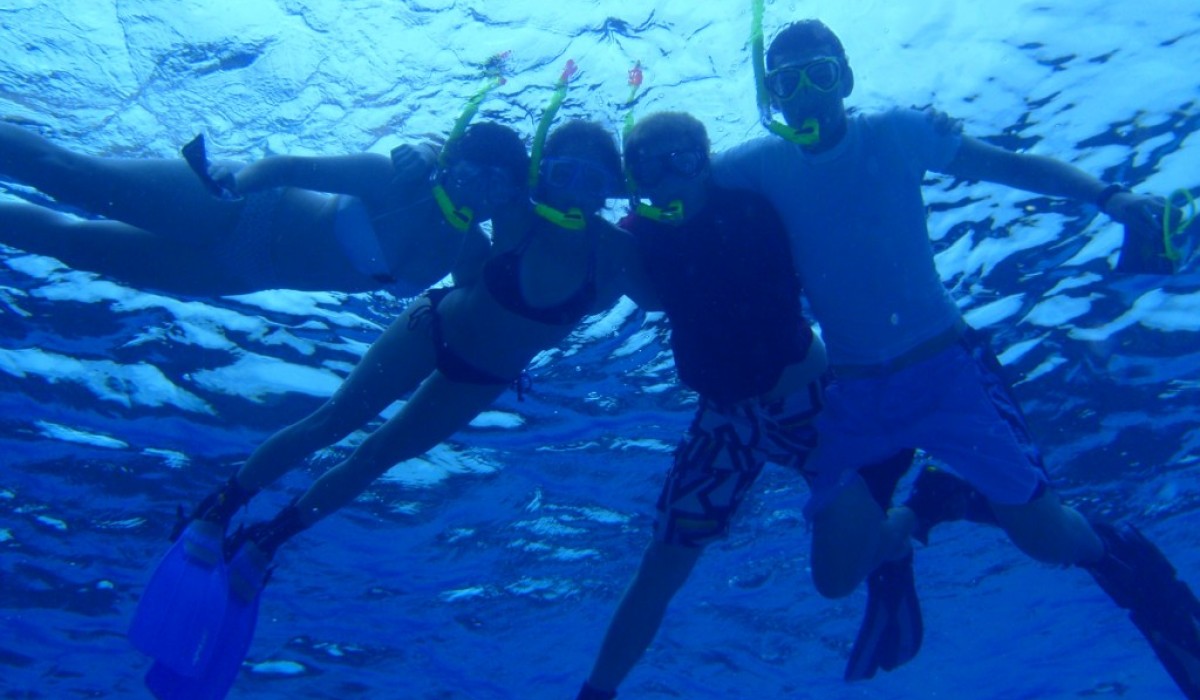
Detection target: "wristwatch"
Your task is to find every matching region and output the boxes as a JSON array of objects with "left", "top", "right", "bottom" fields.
[{"left": 1095, "top": 183, "right": 1130, "bottom": 211}]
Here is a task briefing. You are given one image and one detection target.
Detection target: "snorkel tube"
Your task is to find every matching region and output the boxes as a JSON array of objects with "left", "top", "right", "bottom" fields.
[
  {"left": 751, "top": 0, "right": 820, "bottom": 147},
  {"left": 1162, "top": 188, "right": 1197, "bottom": 269},
  {"left": 619, "top": 63, "right": 685, "bottom": 224},
  {"left": 433, "top": 51, "right": 512, "bottom": 231},
  {"left": 530, "top": 60, "right": 587, "bottom": 231}
]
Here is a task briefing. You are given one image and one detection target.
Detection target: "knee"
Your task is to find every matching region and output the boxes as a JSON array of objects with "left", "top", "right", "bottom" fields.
[
  {"left": 301, "top": 400, "right": 364, "bottom": 444},
  {"left": 811, "top": 565, "right": 859, "bottom": 600},
  {"left": 995, "top": 495, "right": 1104, "bottom": 566}
]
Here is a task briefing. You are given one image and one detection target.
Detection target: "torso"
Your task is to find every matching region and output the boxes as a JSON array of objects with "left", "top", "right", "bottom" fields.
[
  {"left": 713, "top": 108, "right": 965, "bottom": 367},
  {"left": 630, "top": 186, "right": 813, "bottom": 404},
  {"left": 267, "top": 186, "right": 466, "bottom": 294},
  {"left": 435, "top": 213, "right": 633, "bottom": 380}
]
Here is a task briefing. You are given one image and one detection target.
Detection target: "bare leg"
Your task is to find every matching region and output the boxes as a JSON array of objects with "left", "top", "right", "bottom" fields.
[
  {"left": 0, "top": 122, "right": 240, "bottom": 239},
  {"left": 293, "top": 370, "right": 507, "bottom": 522},
  {"left": 0, "top": 202, "right": 227, "bottom": 290},
  {"left": 585, "top": 541, "right": 703, "bottom": 693},
  {"left": 811, "top": 475, "right": 914, "bottom": 599},
  {"left": 992, "top": 488, "right": 1104, "bottom": 565},
  {"left": 234, "top": 300, "right": 442, "bottom": 494}
]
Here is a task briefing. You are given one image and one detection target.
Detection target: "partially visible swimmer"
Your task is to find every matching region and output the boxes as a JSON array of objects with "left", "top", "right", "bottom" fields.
[{"left": 0, "top": 120, "right": 522, "bottom": 296}]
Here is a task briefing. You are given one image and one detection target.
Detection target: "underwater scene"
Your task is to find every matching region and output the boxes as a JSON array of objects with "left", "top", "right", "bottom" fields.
[{"left": 1, "top": 0, "right": 1198, "bottom": 698}]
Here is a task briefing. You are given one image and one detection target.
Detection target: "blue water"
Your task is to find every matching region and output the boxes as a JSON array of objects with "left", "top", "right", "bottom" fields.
[{"left": 2, "top": 1, "right": 1199, "bottom": 698}]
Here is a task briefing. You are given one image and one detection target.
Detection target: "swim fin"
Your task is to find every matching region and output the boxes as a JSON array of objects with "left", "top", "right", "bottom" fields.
[
  {"left": 1117, "top": 220, "right": 1177, "bottom": 275},
  {"left": 181, "top": 134, "right": 238, "bottom": 201},
  {"left": 1086, "top": 522, "right": 1200, "bottom": 700},
  {"left": 143, "top": 540, "right": 271, "bottom": 700},
  {"left": 129, "top": 519, "right": 230, "bottom": 677},
  {"left": 844, "top": 552, "right": 924, "bottom": 681},
  {"left": 904, "top": 466, "right": 998, "bottom": 545}
]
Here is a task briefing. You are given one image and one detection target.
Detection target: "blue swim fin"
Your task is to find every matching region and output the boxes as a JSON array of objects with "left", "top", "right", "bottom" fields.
[
  {"left": 144, "top": 541, "right": 271, "bottom": 700},
  {"left": 129, "top": 519, "right": 230, "bottom": 677},
  {"left": 1087, "top": 522, "right": 1200, "bottom": 700},
  {"left": 844, "top": 552, "right": 924, "bottom": 681}
]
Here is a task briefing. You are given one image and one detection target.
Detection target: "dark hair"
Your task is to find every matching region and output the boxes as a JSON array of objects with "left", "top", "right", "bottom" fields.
[
  {"left": 624, "top": 111, "right": 709, "bottom": 157},
  {"left": 445, "top": 121, "right": 529, "bottom": 186},
  {"left": 767, "top": 20, "right": 847, "bottom": 69}
]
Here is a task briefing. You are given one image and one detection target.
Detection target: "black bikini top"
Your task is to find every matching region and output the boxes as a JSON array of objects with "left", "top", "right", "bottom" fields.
[{"left": 483, "top": 221, "right": 599, "bottom": 326}]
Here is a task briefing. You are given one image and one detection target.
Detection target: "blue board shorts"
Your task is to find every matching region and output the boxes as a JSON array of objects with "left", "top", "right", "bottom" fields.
[
  {"left": 804, "top": 327, "right": 1048, "bottom": 518},
  {"left": 654, "top": 380, "right": 823, "bottom": 547}
]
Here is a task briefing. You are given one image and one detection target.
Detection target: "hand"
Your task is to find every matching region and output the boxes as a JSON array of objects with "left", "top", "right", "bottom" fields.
[
  {"left": 1103, "top": 191, "right": 1167, "bottom": 231},
  {"left": 920, "top": 106, "right": 963, "bottom": 137},
  {"left": 1108, "top": 191, "right": 1184, "bottom": 275},
  {"left": 390, "top": 139, "right": 441, "bottom": 187},
  {"left": 206, "top": 161, "right": 245, "bottom": 198}
]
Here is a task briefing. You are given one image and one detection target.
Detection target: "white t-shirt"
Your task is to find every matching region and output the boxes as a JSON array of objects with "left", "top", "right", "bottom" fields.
[{"left": 714, "top": 107, "right": 964, "bottom": 367}]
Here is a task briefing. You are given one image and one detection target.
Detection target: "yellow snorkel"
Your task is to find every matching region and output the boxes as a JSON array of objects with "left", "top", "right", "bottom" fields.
[
  {"left": 433, "top": 51, "right": 511, "bottom": 231},
  {"left": 530, "top": 60, "right": 587, "bottom": 231},
  {"left": 751, "top": 0, "right": 820, "bottom": 147},
  {"left": 1162, "top": 188, "right": 1197, "bottom": 269},
  {"left": 620, "top": 63, "right": 685, "bottom": 224}
]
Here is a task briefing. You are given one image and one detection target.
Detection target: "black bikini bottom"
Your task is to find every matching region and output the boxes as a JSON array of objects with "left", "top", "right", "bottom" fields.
[{"left": 417, "top": 287, "right": 513, "bottom": 387}]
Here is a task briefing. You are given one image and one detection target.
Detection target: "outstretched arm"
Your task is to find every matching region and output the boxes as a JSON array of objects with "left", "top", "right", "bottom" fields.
[
  {"left": 943, "top": 136, "right": 1162, "bottom": 231},
  {"left": 221, "top": 153, "right": 396, "bottom": 200}
]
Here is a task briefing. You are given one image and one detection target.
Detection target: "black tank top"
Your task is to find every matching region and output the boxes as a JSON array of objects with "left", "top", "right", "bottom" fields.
[{"left": 483, "top": 222, "right": 599, "bottom": 326}]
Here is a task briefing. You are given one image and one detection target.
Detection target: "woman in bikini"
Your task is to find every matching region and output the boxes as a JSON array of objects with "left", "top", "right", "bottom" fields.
[
  {"left": 131, "top": 119, "right": 642, "bottom": 697},
  {"left": 0, "top": 120, "right": 522, "bottom": 296}
]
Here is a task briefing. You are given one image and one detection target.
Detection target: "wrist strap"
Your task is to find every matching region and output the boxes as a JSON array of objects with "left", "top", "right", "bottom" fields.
[{"left": 1096, "top": 183, "right": 1129, "bottom": 211}]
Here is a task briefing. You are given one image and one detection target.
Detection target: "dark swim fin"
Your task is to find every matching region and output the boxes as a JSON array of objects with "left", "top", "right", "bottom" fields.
[
  {"left": 129, "top": 519, "right": 230, "bottom": 677},
  {"left": 1117, "top": 221, "right": 1177, "bottom": 275},
  {"left": 181, "top": 134, "right": 237, "bottom": 200},
  {"left": 144, "top": 541, "right": 271, "bottom": 700},
  {"left": 844, "top": 552, "right": 924, "bottom": 681},
  {"left": 904, "top": 466, "right": 999, "bottom": 545},
  {"left": 1086, "top": 522, "right": 1200, "bottom": 700}
]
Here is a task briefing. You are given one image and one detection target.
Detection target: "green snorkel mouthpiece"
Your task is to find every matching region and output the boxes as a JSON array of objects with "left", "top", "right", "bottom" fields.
[
  {"left": 768, "top": 118, "right": 820, "bottom": 146},
  {"left": 752, "top": 0, "right": 821, "bottom": 147},
  {"left": 635, "top": 200, "right": 685, "bottom": 223}
]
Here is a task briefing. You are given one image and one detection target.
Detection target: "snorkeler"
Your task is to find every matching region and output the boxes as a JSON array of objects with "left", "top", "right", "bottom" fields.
[
  {"left": 715, "top": 14, "right": 1200, "bottom": 696},
  {"left": 129, "top": 111, "right": 642, "bottom": 698},
  {"left": 574, "top": 110, "right": 917, "bottom": 700},
  {"left": 0, "top": 118, "right": 511, "bottom": 297}
]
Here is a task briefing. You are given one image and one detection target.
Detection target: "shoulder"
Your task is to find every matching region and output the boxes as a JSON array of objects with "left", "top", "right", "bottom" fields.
[
  {"left": 866, "top": 106, "right": 964, "bottom": 169},
  {"left": 864, "top": 106, "right": 960, "bottom": 139},
  {"left": 715, "top": 135, "right": 782, "bottom": 166}
]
